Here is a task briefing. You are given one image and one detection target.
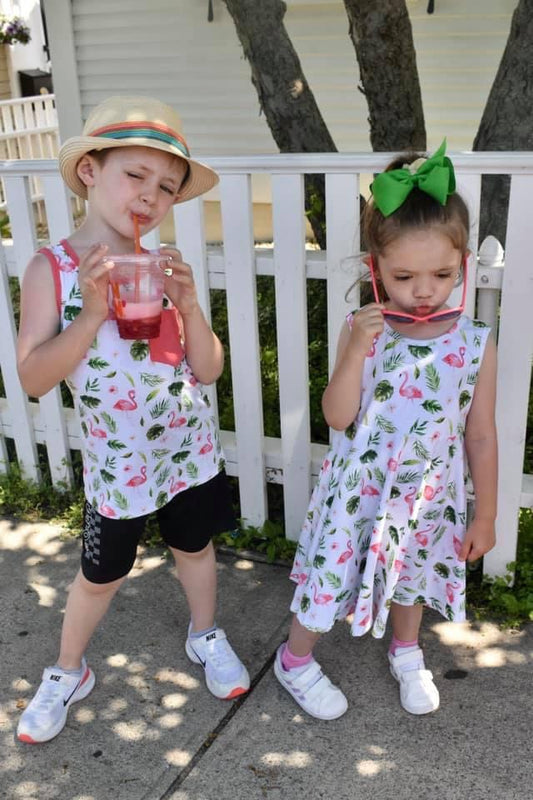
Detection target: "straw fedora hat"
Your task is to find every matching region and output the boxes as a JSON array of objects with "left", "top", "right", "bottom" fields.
[{"left": 58, "top": 95, "right": 219, "bottom": 203}]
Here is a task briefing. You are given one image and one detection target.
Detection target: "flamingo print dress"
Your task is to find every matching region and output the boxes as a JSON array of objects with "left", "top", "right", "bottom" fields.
[
  {"left": 43, "top": 241, "right": 223, "bottom": 519},
  {"left": 290, "top": 313, "right": 490, "bottom": 638}
]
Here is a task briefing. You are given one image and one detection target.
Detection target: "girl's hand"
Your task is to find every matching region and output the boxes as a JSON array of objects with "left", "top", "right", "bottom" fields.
[
  {"left": 79, "top": 243, "right": 112, "bottom": 321},
  {"left": 348, "top": 303, "right": 385, "bottom": 356},
  {"left": 458, "top": 518, "right": 496, "bottom": 562},
  {"left": 159, "top": 247, "right": 199, "bottom": 316}
]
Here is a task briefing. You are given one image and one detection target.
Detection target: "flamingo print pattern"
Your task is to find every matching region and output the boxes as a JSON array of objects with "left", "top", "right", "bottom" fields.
[
  {"left": 49, "top": 241, "right": 224, "bottom": 519},
  {"left": 290, "top": 313, "right": 490, "bottom": 638}
]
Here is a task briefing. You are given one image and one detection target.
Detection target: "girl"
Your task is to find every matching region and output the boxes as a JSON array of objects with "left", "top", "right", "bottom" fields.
[
  {"left": 16, "top": 96, "right": 249, "bottom": 744},
  {"left": 275, "top": 141, "right": 498, "bottom": 720}
]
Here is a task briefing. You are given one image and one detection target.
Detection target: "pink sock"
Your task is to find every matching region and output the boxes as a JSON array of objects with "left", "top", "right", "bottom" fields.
[
  {"left": 281, "top": 642, "right": 313, "bottom": 671},
  {"left": 389, "top": 636, "right": 418, "bottom": 656}
]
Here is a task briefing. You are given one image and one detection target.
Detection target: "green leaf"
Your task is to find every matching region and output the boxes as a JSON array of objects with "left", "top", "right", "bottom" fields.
[
  {"left": 409, "top": 419, "right": 428, "bottom": 436},
  {"left": 434, "top": 562, "right": 450, "bottom": 578},
  {"left": 383, "top": 353, "right": 405, "bottom": 373},
  {"left": 421, "top": 399, "right": 443, "bottom": 413},
  {"left": 408, "top": 345, "right": 432, "bottom": 358},
  {"left": 459, "top": 390, "right": 471, "bottom": 409},
  {"left": 325, "top": 571, "right": 342, "bottom": 589},
  {"left": 313, "top": 555, "right": 326, "bottom": 569},
  {"left": 140, "top": 372, "right": 166, "bottom": 387},
  {"left": 107, "top": 439, "right": 127, "bottom": 451},
  {"left": 145, "top": 389, "right": 161, "bottom": 403},
  {"left": 146, "top": 424, "right": 165, "bottom": 440},
  {"left": 375, "top": 414, "right": 397, "bottom": 433},
  {"left": 150, "top": 399, "right": 171, "bottom": 419},
  {"left": 425, "top": 363, "right": 441, "bottom": 392},
  {"left": 64, "top": 305, "right": 82, "bottom": 321},
  {"left": 444, "top": 505, "right": 457, "bottom": 523},
  {"left": 112, "top": 490, "right": 129, "bottom": 510},
  {"left": 171, "top": 450, "right": 190, "bottom": 463},
  {"left": 346, "top": 495, "right": 360, "bottom": 515},
  {"left": 100, "top": 469, "right": 116, "bottom": 485},
  {"left": 186, "top": 462, "right": 199, "bottom": 479},
  {"left": 101, "top": 412, "right": 117, "bottom": 433},
  {"left": 360, "top": 449, "right": 378, "bottom": 463},
  {"left": 87, "top": 357, "right": 110, "bottom": 370},
  {"left": 80, "top": 395, "right": 101, "bottom": 409},
  {"left": 374, "top": 380, "right": 394, "bottom": 401},
  {"left": 155, "top": 491, "right": 169, "bottom": 509},
  {"left": 168, "top": 381, "right": 185, "bottom": 396},
  {"left": 130, "top": 341, "right": 149, "bottom": 361}
]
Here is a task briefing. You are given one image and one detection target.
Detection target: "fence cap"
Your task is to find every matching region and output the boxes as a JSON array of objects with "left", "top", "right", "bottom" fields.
[{"left": 478, "top": 235, "right": 504, "bottom": 267}]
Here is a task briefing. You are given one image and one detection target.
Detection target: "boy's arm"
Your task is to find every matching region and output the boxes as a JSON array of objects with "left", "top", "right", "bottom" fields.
[
  {"left": 17, "top": 246, "right": 111, "bottom": 397},
  {"left": 462, "top": 334, "right": 498, "bottom": 561}
]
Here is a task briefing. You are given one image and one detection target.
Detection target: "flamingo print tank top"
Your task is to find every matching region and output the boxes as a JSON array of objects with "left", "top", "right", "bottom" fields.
[{"left": 44, "top": 241, "right": 223, "bottom": 519}]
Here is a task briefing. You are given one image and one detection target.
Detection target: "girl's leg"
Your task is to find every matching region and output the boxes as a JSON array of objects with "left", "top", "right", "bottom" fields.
[
  {"left": 170, "top": 541, "right": 217, "bottom": 631},
  {"left": 58, "top": 569, "right": 125, "bottom": 669},
  {"left": 171, "top": 541, "right": 249, "bottom": 699},
  {"left": 389, "top": 601, "right": 423, "bottom": 645},
  {"left": 286, "top": 614, "right": 322, "bottom": 657}
]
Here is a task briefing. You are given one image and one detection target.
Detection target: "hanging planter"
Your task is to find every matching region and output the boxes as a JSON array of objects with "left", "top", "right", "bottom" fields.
[{"left": 0, "top": 15, "right": 31, "bottom": 45}]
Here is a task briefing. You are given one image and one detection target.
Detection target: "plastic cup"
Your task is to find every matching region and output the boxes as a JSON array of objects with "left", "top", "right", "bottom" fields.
[{"left": 107, "top": 254, "right": 170, "bottom": 339}]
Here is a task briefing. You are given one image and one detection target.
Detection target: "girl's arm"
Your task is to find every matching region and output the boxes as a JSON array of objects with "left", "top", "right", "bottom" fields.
[
  {"left": 17, "top": 244, "right": 112, "bottom": 397},
  {"left": 461, "top": 334, "right": 498, "bottom": 561},
  {"left": 322, "top": 304, "right": 384, "bottom": 430},
  {"left": 160, "top": 248, "right": 224, "bottom": 384}
]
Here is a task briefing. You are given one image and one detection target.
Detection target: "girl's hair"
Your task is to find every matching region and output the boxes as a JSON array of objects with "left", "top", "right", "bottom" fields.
[{"left": 362, "top": 152, "right": 470, "bottom": 256}]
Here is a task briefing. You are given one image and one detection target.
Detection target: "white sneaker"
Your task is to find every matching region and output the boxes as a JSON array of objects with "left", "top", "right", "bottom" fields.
[
  {"left": 17, "top": 658, "right": 95, "bottom": 743},
  {"left": 185, "top": 625, "right": 250, "bottom": 700},
  {"left": 274, "top": 644, "right": 348, "bottom": 720},
  {"left": 388, "top": 646, "right": 440, "bottom": 715}
]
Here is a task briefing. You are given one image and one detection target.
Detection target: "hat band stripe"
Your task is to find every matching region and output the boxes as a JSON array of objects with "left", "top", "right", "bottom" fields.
[{"left": 92, "top": 126, "right": 190, "bottom": 157}]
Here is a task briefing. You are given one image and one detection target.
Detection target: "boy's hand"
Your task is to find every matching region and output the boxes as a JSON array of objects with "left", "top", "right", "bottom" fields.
[
  {"left": 458, "top": 518, "right": 496, "bottom": 562},
  {"left": 159, "top": 247, "right": 200, "bottom": 316},
  {"left": 79, "top": 243, "right": 112, "bottom": 321},
  {"left": 349, "top": 303, "right": 385, "bottom": 356}
]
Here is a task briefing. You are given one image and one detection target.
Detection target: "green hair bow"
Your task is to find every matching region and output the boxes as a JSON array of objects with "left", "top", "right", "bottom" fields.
[{"left": 370, "top": 139, "right": 456, "bottom": 217}]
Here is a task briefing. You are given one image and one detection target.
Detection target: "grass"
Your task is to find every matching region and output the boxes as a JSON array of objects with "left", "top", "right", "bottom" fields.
[{"left": 0, "top": 464, "right": 531, "bottom": 628}]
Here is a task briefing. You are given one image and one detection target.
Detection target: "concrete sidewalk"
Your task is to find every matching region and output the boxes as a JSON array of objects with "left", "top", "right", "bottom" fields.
[{"left": 1, "top": 518, "right": 531, "bottom": 800}]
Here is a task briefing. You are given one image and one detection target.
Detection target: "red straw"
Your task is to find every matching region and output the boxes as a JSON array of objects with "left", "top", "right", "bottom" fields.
[{"left": 133, "top": 214, "right": 141, "bottom": 301}]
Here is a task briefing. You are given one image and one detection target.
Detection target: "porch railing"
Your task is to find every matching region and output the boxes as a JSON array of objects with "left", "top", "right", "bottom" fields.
[{"left": 0, "top": 153, "right": 532, "bottom": 579}]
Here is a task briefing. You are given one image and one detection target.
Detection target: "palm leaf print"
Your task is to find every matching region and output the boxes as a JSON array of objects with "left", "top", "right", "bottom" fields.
[
  {"left": 87, "top": 358, "right": 110, "bottom": 370},
  {"left": 107, "top": 440, "right": 127, "bottom": 451},
  {"left": 466, "top": 372, "right": 478, "bottom": 385},
  {"left": 112, "top": 490, "right": 129, "bottom": 510},
  {"left": 375, "top": 414, "right": 397, "bottom": 433},
  {"left": 130, "top": 342, "right": 149, "bottom": 361},
  {"left": 104, "top": 456, "right": 117, "bottom": 470},
  {"left": 155, "top": 491, "right": 169, "bottom": 509},
  {"left": 168, "top": 381, "right": 185, "bottom": 396},
  {"left": 459, "top": 390, "right": 471, "bottom": 409},
  {"left": 84, "top": 377, "right": 100, "bottom": 393},
  {"left": 373, "top": 467, "right": 386, "bottom": 488},
  {"left": 374, "top": 380, "right": 394, "bottom": 401},
  {"left": 182, "top": 394, "right": 193, "bottom": 412},
  {"left": 152, "top": 448, "right": 171, "bottom": 458},
  {"left": 150, "top": 399, "right": 171, "bottom": 419},
  {"left": 425, "top": 364, "right": 440, "bottom": 392},
  {"left": 408, "top": 345, "right": 432, "bottom": 358},
  {"left": 300, "top": 594, "right": 311, "bottom": 612},
  {"left": 360, "top": 449, "right": 378, "bottom": 463},
  {"left": 413, "top": 439, "right": 430, "bottom": 460},
  {"left": 388, "top": 525, "right": 399, "bottom": 544},
  {"left": 80, "top": 395, "right": 101, "bottom": 409},
  {"left": 433, "top": 562, "right": 450, "bottom": 578},
  {"left": 335, "top": 590, "right": 351, "bottom": 603},
  {"left": 421, "top": 399, "right": 442, "bottom": 414},
  {"left": 141, "top": 373, "right": 166, "bottom": 386},
  {"left": 396, "top": 470, "right": 419, "bottom": 484},
  {"left": 346, "top": 495, "right": 360, "bottom": 515},
  {"left": 187, "top": 415, "right": 200, "bottom": 428},
  {"left": 345, "top": 422, "right": 356, "bottom": 440},
  {"left": 409, "top": 419, "right": 428, "bottom": 436},
  {"left": 100, "top": 469, "right": 116, "bottom": 484},
  {"left": 443, "top": 505, "right": 457, "bottom": 523},
  {"left": 64, "top": 305, "right": 82, "bottom": 321},
  {"left": 146, "top": 424, "right": 165, "bottom": 440},
  {"left": 325, "top": 572, "right": 342, "bottom": 589},
  {"left": 101, "top": 412, "right": 117, "bottom": 433},
  {"left": 344, "top": 470, "right": 360, "bottom": 491},
  {"left": 383, "top": 353, "right": 405, "bottom": 373},
  {"left": 155, "top": 466, "right": 172, "bottom": 487},
  {"left": 145, "top": 389, "right": 161, "bottom": 403},
  {"left": 367, "top": 431, "right": 380, "bottom": 447},
  {"left": 186, "top": 462, "right": 199, "bottom": 479}
]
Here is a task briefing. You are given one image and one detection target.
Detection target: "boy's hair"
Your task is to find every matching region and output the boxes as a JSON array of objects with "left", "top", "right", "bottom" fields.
[{"left": 362, "top": 152, "right": 470, "bottom": 255}]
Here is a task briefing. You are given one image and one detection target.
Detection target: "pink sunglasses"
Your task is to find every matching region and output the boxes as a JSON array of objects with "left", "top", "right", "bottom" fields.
[{"left": 369, "top": 255, "right": 467, "bottom": 325}]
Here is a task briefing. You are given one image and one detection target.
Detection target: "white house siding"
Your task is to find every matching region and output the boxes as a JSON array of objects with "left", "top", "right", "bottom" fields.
[{"left": 52, "top": 0, "right": 517, "bottom": 157}]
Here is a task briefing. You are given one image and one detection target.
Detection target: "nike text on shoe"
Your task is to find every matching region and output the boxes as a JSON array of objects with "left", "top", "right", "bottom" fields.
[
  {"left": 185, "top": 626, "right": 250, "bottom": 700},
  {"left": 17, "top": 659, "right": 95, "bottom": 743},
  {"left": 274, "top": 644, "right": 348, "bottom": 720}
]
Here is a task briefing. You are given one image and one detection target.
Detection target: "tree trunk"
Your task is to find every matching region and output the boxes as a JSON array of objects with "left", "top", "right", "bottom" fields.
[
  {"left": 342, "top": 0, "right": 426, "bottom": 151},
  {"left": 222, "top": 0, "right": 337, "bottom": 247},
  {"left": 473, "top": 0, "right": 533, "bottom": 245}
]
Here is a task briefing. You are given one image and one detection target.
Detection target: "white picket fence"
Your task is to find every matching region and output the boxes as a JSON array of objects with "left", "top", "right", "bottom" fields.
[{"left": 0, "top": 152, "right": 532, "bottom": 579}]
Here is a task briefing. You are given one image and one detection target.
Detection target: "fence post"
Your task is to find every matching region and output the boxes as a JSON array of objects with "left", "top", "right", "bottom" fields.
[{"left": 476, "top": 235, "right": 504, "bottom": 336}]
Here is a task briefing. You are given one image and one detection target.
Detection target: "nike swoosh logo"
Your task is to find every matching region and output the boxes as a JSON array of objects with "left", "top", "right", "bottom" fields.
[
  {"left": 63, "top": 671, "right": 86, "bottom": 706},
  {"left": 190, "top": 645, "right": 206, "bottom": 667}
]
